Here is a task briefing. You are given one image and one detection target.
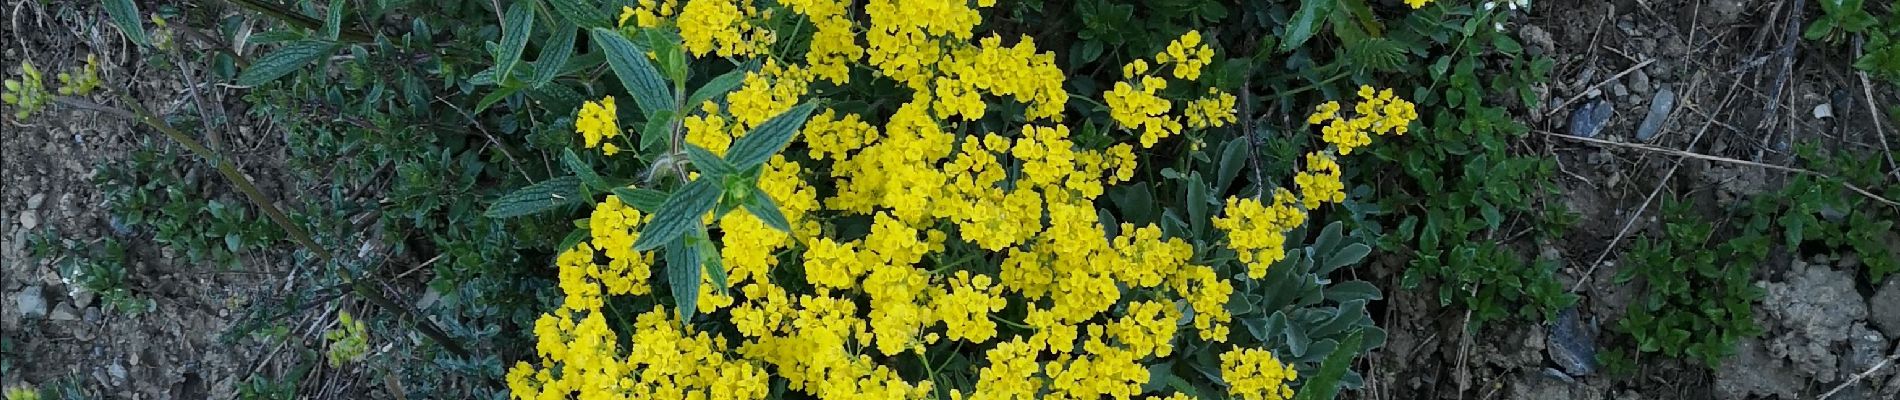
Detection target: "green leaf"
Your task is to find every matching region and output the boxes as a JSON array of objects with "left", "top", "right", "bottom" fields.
[
  {"left": 696, "top": 234, "right": 729, "bottom": 295},
  {"left": 725, "top": 102, "right": 817, "bottom": 169},
  {"left": 591, "top": 27, "right": 675, "bottom": 117},
  {"left": 484, "top": 176, "right": 583, "bottom": 218},
  {"left": 742, "top": 189, "right": 793, "bottom": 233},
  {"left": 1492, "top": 35, "right": 1523, "bottom": 54},
  {"left": 1186, "top": 175, "right": 1209, "bottom": 236},
  {"left": 533, "top": 22, "right": 579, "bottom": 88},
  {"left": 683, "top": 145, "right": 737, "bottom": 177},
  {"left": 321, "top": 0, "right": 345, "bottom": 40},
  {"left": 496, "top": 2, "right": 535, "bottom": 86},
  {"left": 633, "top": 178, "right": 722, "bottom": 251},
  {"left": 1215, "top": 138, "right": 1248, "bottom": 194},
  {"left": 685, "top": 65, "right": 752, "bottom": 107},
  {"left": 665, "top": 235, "right": 702, "bottom": 321},
  {"left": 611, "top": 187, "right": 668, "bottom": 212},
  {"left": 1324, "top": 280, "right": 1383, "bottom": 303},
  {"left": 558, "top": 227, "right": 590, "bottom": 251},
  {"left": 561, "top": 148, "right": 607, "bottom": 190},
  {"left": 103, "top": 0, "right": 149, "bottom": 47},
  {"left": 236, "top": 41, "right": 337, "bottom": 87},
  {"left": 1293, "top": 330, "right": 1364, "bottom": 400},
  {"left": 474, "top": 85, "right": 523, "bottom": 113},
  {"left": 545, "top": 0, "right": 611, "bottom": 28},
  {"left": 1322, "top": 243, "right": 1372, "bottom": 273},
  {"left": 1280, "top": 0, "right": 1334, "bottom": 52},
  {"left": 1285, "top": 318, "right": 1312, "bottom": 357}
]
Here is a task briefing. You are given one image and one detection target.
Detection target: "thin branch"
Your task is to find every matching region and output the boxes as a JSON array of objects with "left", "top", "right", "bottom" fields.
[
  {"left": 1539, "top": 130, "right": 1900, "bottom": 207},
  {"left": 1818, "top": 352, "right": 1900, "bottom": 400}
]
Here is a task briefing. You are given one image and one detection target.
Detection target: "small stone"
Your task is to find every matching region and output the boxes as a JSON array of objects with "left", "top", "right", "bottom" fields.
[
  {"left": 1814, "top": 103, "right": 1835, "bottom": 119},
  {"left": 1871, "top": 279, "right": 1900, "bottom": 337},
  {"left": 25, "top": 193, "right": 45, "bottom": 209},
  {"left": 1629, "top": 70, "right": 1652, "bottom": 95},
  {"left": 1611, "top": 82, "right": 1629, "bottom": 98},
  {"left": 19, "top": 211, "right": 37, "bottom": 230},
  {"left": 1548, "top": 307, "right": 1598, "bottom": 376},
  {"left": 1635, "top": 86, "right": 1677, "bottom": 142},
  {"left": 14, "top": 286, "right": 47, "bottom": 319},
  {"left": 49, "top": 302, "right": 79, "bottom": 321},
  {"left": 72, "top": 287, "right": 94, "bottom": 309},
  {"left": 1568, "top": 99, "right": 1614, "bottom": 139},
  {"left": 1520, "top": 25, "right": 1556, "bottom": 54},
  {"left": 58, "top": 193, "right": 77, "bottom": 219},
  {"left": 108, "top": 363, "right": 128, "bottom": 384}
]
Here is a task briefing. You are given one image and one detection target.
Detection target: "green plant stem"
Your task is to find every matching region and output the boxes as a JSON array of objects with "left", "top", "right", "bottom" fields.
[{"left": 68, "top": 92, "right": 470, "bottom": 358}]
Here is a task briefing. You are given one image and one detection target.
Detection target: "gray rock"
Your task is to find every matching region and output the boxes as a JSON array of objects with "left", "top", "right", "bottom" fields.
[
  {"left": 1611, "top": 82, "right": 1629, "bottom": 98},
  {"left": 1635, "top": 86, "right": 1677, "bottom": 142},
  {"left": 1706, "top": 0, "right": 1756, "bottom": 26},
  {"left": 49, "top": 302, "right": 79, "bottom": 321},
  {"left": 19, "top": 211, "right": 36, "bottom": 230},
  {"left": 1834, "top": 326, "right": 1893, "bottom": 400},
  {"left": 1629, "top": 70, "right": 1652, "bottom": 95},
  {"left": 1762, "top": 262, "right": 1869, "bottom": 382},
  {"left": 1548, "top": 307, "right": 1598, "bottom": 376},
  {"left": 1718, "top": 338, "right": 1803, "bottom": 399},
  {"left": 1871, "top": 278, "right": 1900, "bottom": 338},
  {"left": 1520, "top": 25, "right": 1556, "bottom": 55},
  {"left": 14, "top": 286, "right": 47, "bottom": 319},
  {"left": 1568, "top": 100, "right": 1614, "bottom": 139},
  {"left": 25, "top": 193, "right": 45, "bottom": 209}
]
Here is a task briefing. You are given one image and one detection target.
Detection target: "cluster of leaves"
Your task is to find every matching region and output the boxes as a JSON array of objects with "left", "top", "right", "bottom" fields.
[
  {"left": 1602, "top": 143, "right": 1899, "bottom": 370},
  {"left": 1603, "top": 199, "right": 1765, "bottom": 368},
  {"left": 26, "top": 232, "right": 152, "bottom": 315},
  {"left": 1808, "top": 0, "right": 1900, "bottom": 82},
  {"left": 1254, "top": 2, "right": 1577, "bottom": 327},
  {"left": 95, "top": 141, "right": 282, "bottom": 269},
  {"left": 88, "top": 0, "right": 573, "bottom": 396}
]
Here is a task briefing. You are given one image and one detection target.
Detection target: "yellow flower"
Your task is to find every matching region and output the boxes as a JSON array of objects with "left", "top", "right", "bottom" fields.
[
  {"left": 575, "top": 96, "right": 621, "bottom": 154},
  {"left": 1185, "top": 88, "right": 1238, "bottom": 129},
  {"left": 1221, "top": 347, "right": 1299, "bottom": 400},
  {"left": 1406, "top": 0, "right": 1434, "bottom": 9}
]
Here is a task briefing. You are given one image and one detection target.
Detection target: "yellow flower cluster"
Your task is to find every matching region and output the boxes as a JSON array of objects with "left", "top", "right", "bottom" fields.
[
  {"left": 1308, "top": 85, "right": 1418, "bottom": 155},
  {"left": 575, "top": 96, "right": 622, "bottom": 155},
  {"left": 1185, "top": 88, "right": 1238, "bottom": 129},
  {"left": 1406, "top": 0, "right": 1435, "bottom": 9},
  {"left": 1221, "top": 347, "right": 1299, "bottom": 400},
  {"left": 679, "top": 0, "right": 773, "bottom": 57},
  {"left": 509, "top": 307, "right": 770, "bottom": 399},
  {"left": 780, "top": 0, "right": 862, "bottom": 83},
  {"left": 1294, "top": 152, "right": 1345, "bottom": 209},
  {"left": 1213, "top": 189, "right": 1306, "bottom": 277},
  {"left": 1103, "top": 30, "right": 1226, "bottom": 148},
  {"left": 621, "top": 0, "right": 675, "bottom": 28},
  {"left": 1156, "top": 30, "right": 1215, "bottom": 80},
  {"left": 515, "top": 8, "right": 1423, "bottom": 400}
]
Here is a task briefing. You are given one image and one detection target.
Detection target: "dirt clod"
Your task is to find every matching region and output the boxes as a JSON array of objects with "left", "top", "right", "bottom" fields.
[{"left": 1760, "top": 261, "right": 1870, "bottom": 382}]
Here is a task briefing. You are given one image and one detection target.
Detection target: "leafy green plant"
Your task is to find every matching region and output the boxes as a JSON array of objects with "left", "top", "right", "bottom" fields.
[
  {"left": 27, "top": 232, "right": 152, "bottom": 315},
  {"left": 1806, "top": 0, "right": 1881, "bottom": 42},
  {"left": 96, "top": 141, "right": 282, "bottom": 269},
  {"left": 1609, "top": 200, "right": 1765, "bottom": 367}
]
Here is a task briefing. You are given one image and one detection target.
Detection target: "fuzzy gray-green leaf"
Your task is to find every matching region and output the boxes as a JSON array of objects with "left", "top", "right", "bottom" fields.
[
  {"left": 591, "top": 27, "right": 674, "bottom": 117},
  {"left": 484, "top": 176, "right": 582, "bottom": 218},
  {"left": 495, "top": 2, "right": 535, "bottom": 85},
  {"left": 103, "top": 0, "right": 149, "bottom": 47},
  {"left": 665, "top": 236, "right": 701, "bottom": 321},
  {"left": 236, "top": 41, "right": 337, "bottom": 87},
  {"left": 724, "top": 102, "right": 817, "bottom": 169},
  {"left": 633, "top": 178, "right": 722, "bottom": 251}
]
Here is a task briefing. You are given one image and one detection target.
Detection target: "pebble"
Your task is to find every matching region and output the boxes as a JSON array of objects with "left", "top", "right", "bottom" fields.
[
  {"left": 1636, "top": 86, "right": 1677, "bottom": 142},
  {"left": 49, "top": 302, "right": 79, "bottom": 321},
  {"left": 1568, "top": 99, "right": 1614, "bottom": 139},
  {"left": 1611, "top": 82, "right": 1629, "bottom": 98},
  {"left": 1548, "top": 307, "right": 1598, "bottom": 376},
  {"left": 1629, "top": 70, "right": 1652, "bottom": 95},
  {"left": 15, "top": 286, "right": 48, "bottom": 319},
  {"left": 1814, "top": 103, "right": 1834, "bottom": 119},
  {"left": 26, "top": 193, "right": 45, "bottom": 209},
  {"left": 19, "top": 211, "right": 37, "bottom": 230}
]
